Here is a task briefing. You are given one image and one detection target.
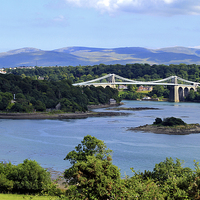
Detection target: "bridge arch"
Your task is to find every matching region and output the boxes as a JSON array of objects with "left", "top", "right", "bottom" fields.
[
  {"left": 178, "top": 87, "right": 184, "bottom": 101},
  {"left": 184, "top": 87, "right": 190, "bottom": 97}
]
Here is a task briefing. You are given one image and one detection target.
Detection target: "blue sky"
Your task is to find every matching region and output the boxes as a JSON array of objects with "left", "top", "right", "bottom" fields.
[{"left": 1, "top": 0, "right": 200, "bottom": 52}]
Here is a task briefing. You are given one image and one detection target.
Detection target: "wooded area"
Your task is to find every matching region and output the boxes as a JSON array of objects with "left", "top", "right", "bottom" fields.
[
  {"left": 0, "top": 74, "right": 120, "bottom": 112},
  {"left": 2, "top": 63, "right": 200, "bottom": 111},
  {"left": 6, "top": 63, "right": 200, "bottom": 82}
]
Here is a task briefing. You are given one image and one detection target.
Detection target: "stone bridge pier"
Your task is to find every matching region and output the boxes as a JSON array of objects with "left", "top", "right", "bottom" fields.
[{"left": 169, "top": 76, "right": 197, "bottom": 102}]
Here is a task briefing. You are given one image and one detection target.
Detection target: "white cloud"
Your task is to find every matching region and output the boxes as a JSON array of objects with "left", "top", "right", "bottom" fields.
[{"left": 64, "top": 0, "right": 200, "bottom": 16}]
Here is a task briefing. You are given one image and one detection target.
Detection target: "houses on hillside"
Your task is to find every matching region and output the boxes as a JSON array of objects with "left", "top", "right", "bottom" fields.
[
  {"left": 0, "top": 68, "right": 6, "bottom": 74},
  {"left": 137, "top": 85, "right": 153, "bottom": 91}
]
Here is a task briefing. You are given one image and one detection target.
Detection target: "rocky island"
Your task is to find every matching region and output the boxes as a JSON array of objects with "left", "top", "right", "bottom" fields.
[{"left": 128, "top": 117, "right": 200, "bottom": 135}]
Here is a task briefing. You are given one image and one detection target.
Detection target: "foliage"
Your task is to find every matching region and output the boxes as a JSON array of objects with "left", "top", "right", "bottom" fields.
[
  {"left": 6, "top": 63, "right": 200, "bottom": 101},
  {"left": 153, "top": 117, "right": 163, "bottom": 125},
  {"left": 64, "top": 135, "right": 200, "bottom": 199},
  {"left": 6, "top": 63, "right": 200, "bottom": 84},
  {"left": 3, "top": 135, "right": 200, "bottom": 199},
  {"left": 64, "top": 135, "right": 130, "bottom": 199},
  {"left": 0, "top": 74, "right": 120, "bottom": 113},
  {"left": 0, "top": 160, "right": 51, "bottom": 194},
  {"left": 186, "top": 88, "right": 200, "bottom": 102},
  {"left": 124, "top": 171, "right": 165, "bottom": 199},
  {"left": 64, "top": 135, "right": 112, "bottom": 184},
  {"left": 140, "top": 157, "right": 200, "bottom": 199},
  {"left": 66, "top": 156, "right": 127, "bottom": 199},
  {"left": 149, "top": 85, "right": 170, "bottom": 99},
  {"left": 120, "top": 91, "right": 145, "bottom": 100},
  {"left": 153, "top": 117, "right": 186, "bottom": 126}
]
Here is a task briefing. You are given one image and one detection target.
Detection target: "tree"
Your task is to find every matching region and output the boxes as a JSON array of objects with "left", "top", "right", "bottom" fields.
[
  {"left": 0, "top": 159, "right": 51, "bottom": 194},
  {"left": 127, "top": 84, "right": 137, "bottom": 92},
  {"left": 150, "top": 85, "right": 165, "bottom": 97},
  {"left": 64, "top": 135, "right": 112, "bottom": 184},
  {"left": 64, "top": 135, "right": 127, "bottom": 199},
  {"left": 66, "top": 155, "right": 126, "bottom": 199},
  {"left": 34, "top": 100, "right": 46, "bottom": 112},
  {"left": 186, "top": 89, "right": 195, "bottom": 101},
  {"left": 162, "top": 117, "right": 186, "bottom": 126},
  {"left": 153, "top": 117, "right": 162, "bottom": 125}
]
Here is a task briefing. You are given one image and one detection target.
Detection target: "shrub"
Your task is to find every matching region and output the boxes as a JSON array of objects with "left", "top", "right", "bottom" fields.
[
  {"left": 153, "top": 117, "right": 162, "bottom": 125},
  {"left": 7, "top": 159, "right": 51, "bottom": 194},
  {"left": 153, "top": 117, "right": 186, "bottom": 126},
  {"left": 162, "top": 117, "right": 186, "bottom": 126},
  {"left": 0, "top": 173, "right": 14, "bottom": 193}
]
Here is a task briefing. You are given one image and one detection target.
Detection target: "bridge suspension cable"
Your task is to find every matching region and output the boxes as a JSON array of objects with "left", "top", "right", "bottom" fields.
[{"left": 72, "top": 74, "right": 200, "bottom": 87}]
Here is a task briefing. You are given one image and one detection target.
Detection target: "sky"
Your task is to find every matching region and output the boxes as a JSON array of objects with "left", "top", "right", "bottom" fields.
[{"left": 0, "top": 0, "right": 200, "bottom": 52}]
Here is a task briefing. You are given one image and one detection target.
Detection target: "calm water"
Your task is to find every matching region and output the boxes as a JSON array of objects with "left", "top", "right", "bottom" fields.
[{"left": 0, "top": 100, "right": 200, "bottom": 176}]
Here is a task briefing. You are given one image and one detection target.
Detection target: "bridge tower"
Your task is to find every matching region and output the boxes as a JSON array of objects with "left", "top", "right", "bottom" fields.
[
  {"left": 108, "top": 74, "right": 116, "bottom": 88},
  {"left": 169, "top": 76, "right": 179, "bottom": 102}
]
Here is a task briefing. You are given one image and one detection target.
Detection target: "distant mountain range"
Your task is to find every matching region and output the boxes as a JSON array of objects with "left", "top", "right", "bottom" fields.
[{"left": 1, "top": 46, "right": 200, "bottom": 68}]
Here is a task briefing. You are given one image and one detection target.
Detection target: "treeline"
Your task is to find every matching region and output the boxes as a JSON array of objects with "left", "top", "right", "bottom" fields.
[
  {"left": 0, "top": 74, "right": 120, "bottom": 112},
  {"left": 6, "top": 63, "right": 200, "bottom": 82}
]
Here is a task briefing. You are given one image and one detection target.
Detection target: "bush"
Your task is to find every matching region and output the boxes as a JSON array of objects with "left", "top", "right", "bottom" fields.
[
  {"left": 153, "top": 117, "right": 186, "bottom": 126},
  {"left": 162, "top": 117, "right": 186, "bottom": 126},
  {"left": 0, "top": 160, "right": 51, "bottom": 194},
  {"left": 153, "top": 117, "right": 162, "bottom": 125},
  {"left": 0, "top": 173, "right": 14, "bottom": 193}
]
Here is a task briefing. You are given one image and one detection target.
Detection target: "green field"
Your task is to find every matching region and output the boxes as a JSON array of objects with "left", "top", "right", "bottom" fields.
[{"left": 0, "top": 194, "right": 61, "bottom": 200}]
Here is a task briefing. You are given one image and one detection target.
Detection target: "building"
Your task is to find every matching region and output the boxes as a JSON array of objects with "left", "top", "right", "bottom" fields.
[
  {"left": 109, "top": 99, "right": 116, "bottom": 105},
  {"left": 118, "top": 85, "right": 128, "bottom": 90},
  {"left": 138, "top": 85, "right": 153, "bottom": 91},
  {"left": 0, "top": 69, "right": 6, "bottom": 74},
  {"left": 38, "top": 76, "right": 44, "bottom": 80}
]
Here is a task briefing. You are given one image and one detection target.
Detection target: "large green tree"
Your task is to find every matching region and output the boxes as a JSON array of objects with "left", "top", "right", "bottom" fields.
[
  {"left": 64, "top": 135, "right": 112, "bottom": 184},
  {"left": 64, "top": 135, "right": 127, "bottom": 199}
]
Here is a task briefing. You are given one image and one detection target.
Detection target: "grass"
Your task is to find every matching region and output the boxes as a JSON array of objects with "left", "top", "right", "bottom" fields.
[
  {"left": 136, "top": 90, "right": 150, "bottom": 94},
  {"left": 0, "top": 194, "right": 61, "bottom": 200},
  {"left": 152, "top": 123, "right": 200, "bottom": 129}
]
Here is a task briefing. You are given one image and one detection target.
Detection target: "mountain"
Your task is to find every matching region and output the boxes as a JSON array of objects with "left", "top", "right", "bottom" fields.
[{"left": 0, "top": 46, "right": 200, "bottom": 68}]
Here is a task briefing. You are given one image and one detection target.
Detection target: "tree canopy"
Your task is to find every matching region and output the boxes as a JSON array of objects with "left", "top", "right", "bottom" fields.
[{"left": 0, "top": 74, "right": 120, "bottom": 112}]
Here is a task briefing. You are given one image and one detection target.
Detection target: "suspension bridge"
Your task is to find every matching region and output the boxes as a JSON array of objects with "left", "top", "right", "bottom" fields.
[{"left": 73, "top": 74, "right": 200, "bottom": 102}]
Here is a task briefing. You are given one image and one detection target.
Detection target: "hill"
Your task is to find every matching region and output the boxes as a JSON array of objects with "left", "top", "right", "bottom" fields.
[{"left": 1, "top": 46, "right": 200, "bottom": 68}]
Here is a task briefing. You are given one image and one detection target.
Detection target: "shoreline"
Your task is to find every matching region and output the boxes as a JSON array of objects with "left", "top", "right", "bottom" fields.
[
  {"left": 0, "top": 103, "right": 163, "bottom": 119},
  {"left": 0, "top": 109, "right": 129, "bottom": 119},
  {"left": 127, "top": 124, "right": 200, "bottom": 135}
]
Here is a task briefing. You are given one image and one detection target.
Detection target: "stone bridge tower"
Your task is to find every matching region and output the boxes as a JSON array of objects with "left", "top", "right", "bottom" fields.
[{"left": 169, "top": 76, "right": 197, "bottom": 102}]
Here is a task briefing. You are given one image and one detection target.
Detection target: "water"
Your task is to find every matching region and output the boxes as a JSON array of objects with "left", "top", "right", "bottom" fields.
[{"left": 0, "top": 100, "right": 200, "bottom": 177}]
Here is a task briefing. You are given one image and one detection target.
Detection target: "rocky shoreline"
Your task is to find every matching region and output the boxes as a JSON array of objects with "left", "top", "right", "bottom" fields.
[{"left": 128, "top": 124, "right": 200, "bottom": 135}]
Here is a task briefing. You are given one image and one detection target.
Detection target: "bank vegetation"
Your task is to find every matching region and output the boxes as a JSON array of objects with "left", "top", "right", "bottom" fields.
[{"left": 2, "top": 135, "right": 200, "bottom": 199}]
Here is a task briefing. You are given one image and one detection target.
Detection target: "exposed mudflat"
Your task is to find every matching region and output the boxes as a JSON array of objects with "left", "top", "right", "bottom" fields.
[
  {"left": 0, "top": 111, "right": 130, "bottom": 119},
  {"left": 107, "top": 107, "right": 160, "bottom": 111},
  {"left": 127, "top": 124, "right": 200, "bottom": 135}
]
